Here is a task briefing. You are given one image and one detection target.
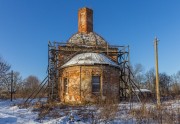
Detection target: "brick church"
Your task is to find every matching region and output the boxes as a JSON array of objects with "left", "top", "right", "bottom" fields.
[{"left": 58, "top": 7, "right": 120, "bottom": 104}]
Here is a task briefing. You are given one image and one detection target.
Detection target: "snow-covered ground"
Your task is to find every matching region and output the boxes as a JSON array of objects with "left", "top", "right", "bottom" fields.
[
  {"left": 0, "top": 99, "right": 179, "bottom": 124},
  {"left": 0, "top": 99, "right": 39, "bottom": 124}
]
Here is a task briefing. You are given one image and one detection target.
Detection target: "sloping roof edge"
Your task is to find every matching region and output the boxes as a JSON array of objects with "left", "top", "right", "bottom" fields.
[{"left": 61, "top": 52, "right": 119, "bottom": 68}]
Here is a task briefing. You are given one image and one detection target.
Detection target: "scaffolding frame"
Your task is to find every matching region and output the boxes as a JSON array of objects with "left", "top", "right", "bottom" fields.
[{"left": 47, "top": 41, "right": 142, "bottom": 102}]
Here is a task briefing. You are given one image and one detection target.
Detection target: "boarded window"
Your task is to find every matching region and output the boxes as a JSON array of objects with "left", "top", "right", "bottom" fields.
[
  {"left": 92, "top": 76, "right": 100, "bottom": 93},
  {"left": 64, "top": 78, "right": 68, "bottom": 94}
]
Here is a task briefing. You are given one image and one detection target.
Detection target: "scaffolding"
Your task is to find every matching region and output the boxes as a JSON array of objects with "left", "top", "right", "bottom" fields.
[
  {"left": 24, "top": 41, "right": 143, "bottom": 104},
  {"left": 47, "top": 41, "right": 142, "bottom": 102}
]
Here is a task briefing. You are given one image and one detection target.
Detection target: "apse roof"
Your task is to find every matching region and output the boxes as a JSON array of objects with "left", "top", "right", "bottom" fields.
[{"left": 61, "top": 53, "right": 119, "bottom": 68}]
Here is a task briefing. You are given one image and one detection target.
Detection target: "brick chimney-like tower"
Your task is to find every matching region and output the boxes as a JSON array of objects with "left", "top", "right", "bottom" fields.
[{"left": 78, "top": 7, "right": 93, "bottom": 33}]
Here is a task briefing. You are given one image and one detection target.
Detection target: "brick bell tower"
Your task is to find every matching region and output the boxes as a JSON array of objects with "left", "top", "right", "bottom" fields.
[{"left": 78, "top": 7, "right": 93, "bottom": 34}]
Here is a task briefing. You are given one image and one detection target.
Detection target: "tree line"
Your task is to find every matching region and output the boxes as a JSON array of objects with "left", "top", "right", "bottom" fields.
[
  {"left": 0, "top": 56, "right": 41, "bottom": 99},
  {"left": 132, "top": 63, "right": 180, "bottom": 98}
]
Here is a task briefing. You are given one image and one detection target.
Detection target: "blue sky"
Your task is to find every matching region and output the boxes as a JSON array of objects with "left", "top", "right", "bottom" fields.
[{"left": 0, "top": 0, "right": 180, "bottom": 80}]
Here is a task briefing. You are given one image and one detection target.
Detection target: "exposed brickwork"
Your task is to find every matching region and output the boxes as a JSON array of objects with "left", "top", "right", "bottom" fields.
[
  {"left": 78, "top": 7, "right": 93, "bottom": 33},
  {"left": 57, "top": 7, "right": 120, "bottom": 104},
  {"left": 59, "top": 65, "right": 120, "bottom": 104}
]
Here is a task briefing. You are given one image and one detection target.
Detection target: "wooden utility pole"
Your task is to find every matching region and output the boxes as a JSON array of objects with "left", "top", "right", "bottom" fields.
[{"left": 154, "top": 37, "right": 161, "bottom": 107}]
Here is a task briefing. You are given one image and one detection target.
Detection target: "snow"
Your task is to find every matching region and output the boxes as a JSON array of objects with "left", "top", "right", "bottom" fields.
[
  {"left": 67, "top": 32, "right": 107, "bottom": 46},
  {"left": 0, "top": 99, "right": 38, "bottom": 124},
  {"left": 0, "top": 98, "right": 179, "bottom": 124},
  {"left": 134, "top": 89, "right": 151, "bottom": 92},
  {"left": 61, "top": 52, "right": 119, "bottom": 68}
]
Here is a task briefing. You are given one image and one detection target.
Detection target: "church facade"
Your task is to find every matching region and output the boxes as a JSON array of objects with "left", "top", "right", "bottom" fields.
[{"left": 58, "top": 7, "right": 120, "bottom": 104}]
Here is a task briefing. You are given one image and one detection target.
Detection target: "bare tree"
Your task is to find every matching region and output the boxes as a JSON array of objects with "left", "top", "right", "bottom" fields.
[
  {"left": 19, "top": 75, "right": 40, "bottom": 98},
  {"left": 0, "top": 56, "right": 11, "bottom": 98},
  {"left": 24, "top": 75, "right": 40, "bottom": 90},
  {"left": 159, "top": 73, "right": 171, "bottom": 96},
  {"left": 0, "top": 57, "right": 10, "bottom": 76},
  {"left": 12, "top": 72, "right": 24, "bottom": 98},
  {"left": 0, "top": 56, "right": 11, "bottom": 90},
  {"left": 170, "top": 71, "right": 180, "bottom": 98},
  {"left": 145, "top": 68, "right": 155, "bottom": 92},
  {"left": 132, "top": 64, "right": 145, "bottom": 88},
  {"left": 176, "top": 71, "right": 180, "bottom": 82}
]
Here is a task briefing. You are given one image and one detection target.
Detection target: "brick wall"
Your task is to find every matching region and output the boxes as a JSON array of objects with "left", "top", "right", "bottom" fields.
[
  {"left": 78, "top": 7, "right": 93, "bottom": 33},
  {"left": 59, "top": 65, "right": 120, "bottom": 104}
]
